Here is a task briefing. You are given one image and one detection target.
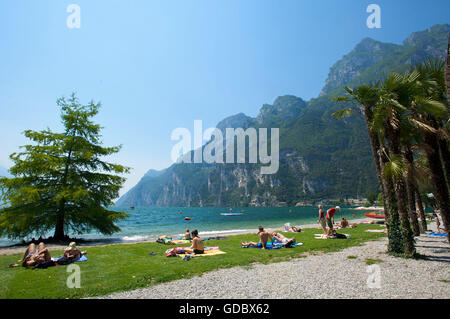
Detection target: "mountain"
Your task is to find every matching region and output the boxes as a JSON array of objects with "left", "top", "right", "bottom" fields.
[{"left": 117, "top": 24, "right": 450, "bottom": 207}]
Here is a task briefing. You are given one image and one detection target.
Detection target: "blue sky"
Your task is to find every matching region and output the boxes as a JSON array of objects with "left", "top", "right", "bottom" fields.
[{"left": 0, "top": 0, "right": 449, "bottom": 195}]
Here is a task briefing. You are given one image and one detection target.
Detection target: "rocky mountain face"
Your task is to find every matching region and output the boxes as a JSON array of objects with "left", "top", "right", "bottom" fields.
[{"left": 117, "top": 24, "right": 450, "bottom": 207}]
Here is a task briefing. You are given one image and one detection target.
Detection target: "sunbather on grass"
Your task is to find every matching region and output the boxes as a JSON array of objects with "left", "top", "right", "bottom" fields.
[
  {"left": 15, "top": 242, "right": 52, "bottom": 267},
  {"left": 241, "top": 226, "right": 272, "bottom": 249},
  {"left": 271, "top": 232, "right": 296, "bottom": 247},
  {"left": 185, "top": 229, "right": 204, "bottom": 254},
  {"left": 63, "top": 242, "right": 86, "bottom": 261}
]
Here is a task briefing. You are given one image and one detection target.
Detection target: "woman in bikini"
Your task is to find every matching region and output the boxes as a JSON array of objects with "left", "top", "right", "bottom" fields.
[{"left": 188, "top": 229, "right": 204, "bottom": 254}]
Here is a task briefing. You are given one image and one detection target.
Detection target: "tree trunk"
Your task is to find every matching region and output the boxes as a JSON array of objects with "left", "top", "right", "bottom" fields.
[
  {"left": 54, "top": 200, "right": 65, "bottom": 240},
  {"left": 363, "top": 107, "right": 386, "bottom": 208},
  {"left": 403, "top": 147, "right": 421, "bottom": 236},
  {"left": 379, "top": 146, "right": 404, "bottom": 253},
  {"left": 423, "top": 131, "right": 450, "bottom": 244},
  {"left": 415, "top": 189, "right": 427, "bottom": 233},
  {"left": 385, "top": 124, "right": 415, "bottom": 255},
  {"left": 438, "top": 138, "right": 450, "bottom": 190},
  {"left": 445, "top": 34, "right": 450, "bottom": 101}
]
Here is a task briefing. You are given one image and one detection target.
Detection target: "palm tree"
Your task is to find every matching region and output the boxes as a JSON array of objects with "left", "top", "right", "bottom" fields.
[
  {"left": 411, "top": 59, "right": 450, "bottom": 243},
  {"left": 332, "top": 85, "right": 405, "bottom": 254},
  {"left": 445, "top": 34, "right": 450, "bottom": 101}
]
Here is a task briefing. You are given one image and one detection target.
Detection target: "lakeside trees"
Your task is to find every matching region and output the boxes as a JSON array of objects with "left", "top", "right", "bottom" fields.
[
  {"left": 333, "top": 57, "right": 450, "bottom": 254},
  {"left": 0, "top": 94, "right": 129, "bottom": 241}
]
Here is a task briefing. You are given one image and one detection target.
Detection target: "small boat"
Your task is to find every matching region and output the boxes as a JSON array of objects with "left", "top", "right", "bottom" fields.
[
  {"left": 184, "top": 217, "right": 192, "bottom": 220},
  {"left": 130, "top": 206, "right": 135, "bottom": 210},
  {"left": 221, "top": 213, "right": 243, "bottom": 216},
  {"left": 365, "top": 212, "right": 385, "bottom": 219}
]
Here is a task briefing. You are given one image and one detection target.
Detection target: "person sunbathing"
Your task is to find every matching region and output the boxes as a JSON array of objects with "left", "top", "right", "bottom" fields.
[
  {"left": 184, "top": 228, "right": 192, "bottom": 240},
  {"left": 15, "top": 242, "right": 52, "bottom": 267},
  {"left": 287, "top": 226, "right": 302, "bottom": 233},
  {"left": 186, "top": 230, "right": 204, "bottom": 254},
  {"left": 63, "top": 242, "right": 84, "bottom": 261},
  {"left": 340, "top": 218, "right": 349, "bottom": 228},
  {"left": 271, "top": 232, "right": 296, "bottom": 247}
]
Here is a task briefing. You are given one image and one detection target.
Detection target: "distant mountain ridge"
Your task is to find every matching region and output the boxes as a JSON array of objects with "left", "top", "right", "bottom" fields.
[{"left": 117, "top": 24, "right": 450, "bottom": 207}]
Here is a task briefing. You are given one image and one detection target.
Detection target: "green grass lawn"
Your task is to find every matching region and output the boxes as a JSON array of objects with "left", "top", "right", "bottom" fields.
[{"left": 0, "top": 225, "right": 386, "bottom": 299}]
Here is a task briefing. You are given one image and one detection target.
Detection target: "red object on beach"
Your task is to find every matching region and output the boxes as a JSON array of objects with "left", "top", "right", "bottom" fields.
[
  {"left": 365, "top": 212, "right": 385, "bottom": 219},
  {"left": 184, "top": 217, "right": 192, "bottom": 220}
]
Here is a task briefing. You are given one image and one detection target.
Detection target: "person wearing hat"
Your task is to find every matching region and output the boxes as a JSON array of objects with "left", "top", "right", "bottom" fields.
[
  {"left": 326, "top": 206, "right": 340, "bottom": 237},
  {"left": 63, "top": 242, "right": 82, "bottom": 261}
]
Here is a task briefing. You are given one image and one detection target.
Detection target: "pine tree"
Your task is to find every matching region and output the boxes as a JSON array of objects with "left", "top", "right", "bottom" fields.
[{"left": 0, "top": 93, "right": 129, "bottom": 240}]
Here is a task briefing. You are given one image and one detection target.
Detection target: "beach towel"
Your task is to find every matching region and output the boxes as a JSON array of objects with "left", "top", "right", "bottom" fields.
[
  {"left": 242, "top": 242, "right": 303, "bottom": 249},
  {"left": 177, "top": 249, "right": 226, "bottom": 259},
  {"left": 165, "top": 246, "right": 219, "bottom": 257},
  {"left": 429, "top": 232, "right": 447, "bottom": 237},
  {"left": 51, "top": 255, "right": 88, "bottom": 263},
  {"left": 204, "top": 237, "right": 229, "bottom": 241},
  {"left": 170, "top": 239, "right": 191, "bottom": 245}
]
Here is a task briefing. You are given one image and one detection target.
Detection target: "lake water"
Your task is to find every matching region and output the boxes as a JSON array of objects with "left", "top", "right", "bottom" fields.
[{"left": 0, "top": 206, "right": 370, "bottom": 247}]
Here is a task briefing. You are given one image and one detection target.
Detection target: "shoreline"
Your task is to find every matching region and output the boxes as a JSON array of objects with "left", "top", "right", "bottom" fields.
[{"left": 0, "top": 218, "right": 370, "bottom": 256}]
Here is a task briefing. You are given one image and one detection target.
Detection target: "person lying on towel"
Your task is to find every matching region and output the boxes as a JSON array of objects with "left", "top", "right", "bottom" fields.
[
  {"left": 14, "top": 242, "right": 52, "bottom": 267},
  {"left": 241, "top": 226, "right": 272, "bottom": 249},
  {"left": 271, "top": 232, "right": 296, "bottom": 247},
  {"left": 185, "top": 229, "right": 204, "bottom": 254}
]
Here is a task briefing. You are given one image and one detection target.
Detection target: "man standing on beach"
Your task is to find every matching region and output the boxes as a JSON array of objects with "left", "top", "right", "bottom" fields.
[{"left": 326, "top": 206, "right": 340, "bottom": 237}]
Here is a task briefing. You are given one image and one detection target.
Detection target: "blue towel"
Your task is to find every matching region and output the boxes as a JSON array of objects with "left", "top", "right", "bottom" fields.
[
  {"left": 242, "top": 241, "right": 303, "bottom": 249},
  {"left": 54, "top": 255, "right": 88, "bottom": 262},
  {"left": 429, "top": 232, "right": 447, "bottom": 237}
]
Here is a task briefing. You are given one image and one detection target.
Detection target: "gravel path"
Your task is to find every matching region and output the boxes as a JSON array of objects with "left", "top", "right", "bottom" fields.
[{"left": 99, "top": 230, "right": 450, "bottom": 299}]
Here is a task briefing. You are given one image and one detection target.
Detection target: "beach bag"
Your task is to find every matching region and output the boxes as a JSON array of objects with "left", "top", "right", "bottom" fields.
[
  {"left": 165, "top": 248, "right": 177, "bottom": 257},
  {"left": 334, "top": 233, "right": 347, "bottom": 239}
]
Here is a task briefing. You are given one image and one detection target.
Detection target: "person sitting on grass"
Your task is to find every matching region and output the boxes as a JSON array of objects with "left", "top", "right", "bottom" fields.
[
  {"left": 184, "top": 228, "right": 192, "bottom": 240},
  {"left": 11, "top": 242, "right": 52, "bottom": 267},
  {"left": 187, "top": 229, "right": 204, "bottom": 254},
  {"left": 271, "top": 232, "right": 296, "bottom": 247},
  {"left": 241, "top": 226, "right": 272, "bottom": 249},
  {"left": 63, "top": 242, "right": 85, "bottom": 261},
  {"left": 340, "top": 217, "right": 349, "bottom": 228}
]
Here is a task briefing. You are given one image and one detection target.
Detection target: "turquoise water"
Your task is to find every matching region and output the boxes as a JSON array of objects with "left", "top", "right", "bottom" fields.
[{"left": 0, "top": 206, "right": 369, "bottom": 247}]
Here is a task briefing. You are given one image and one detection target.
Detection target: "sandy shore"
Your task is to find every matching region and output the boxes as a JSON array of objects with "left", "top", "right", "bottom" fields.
[{"left": 0, "top": 218, "right": 370, "bottom": 256}]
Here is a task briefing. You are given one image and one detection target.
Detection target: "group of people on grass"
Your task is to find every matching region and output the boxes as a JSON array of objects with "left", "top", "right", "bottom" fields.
[
  {"left": 241, "top": 226, "right": 297, "bottom": 249},
  {"left": 11, "top": 242, "right": 86, "bottom": 268},
  {"left": 318, "top": 205, "right": 355, "bottom": 238}
]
